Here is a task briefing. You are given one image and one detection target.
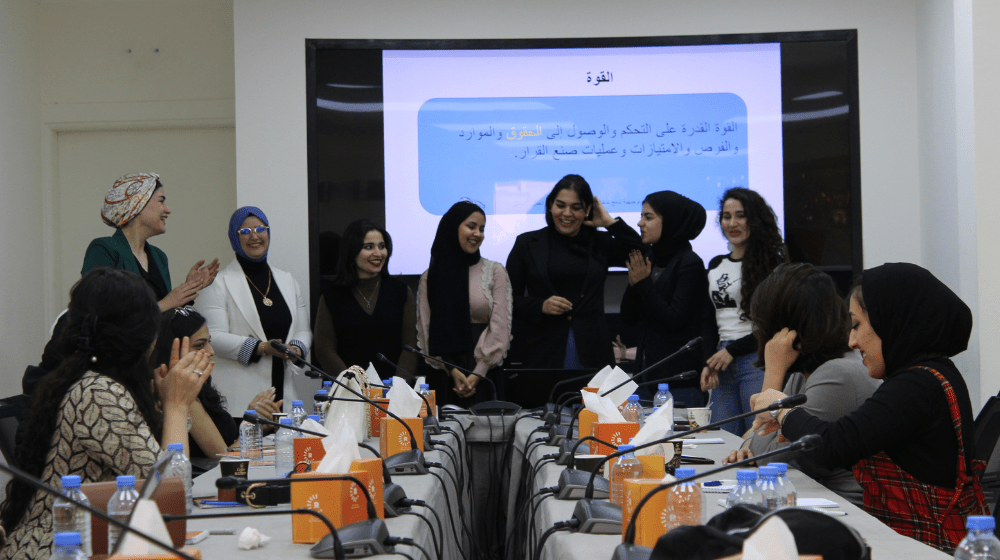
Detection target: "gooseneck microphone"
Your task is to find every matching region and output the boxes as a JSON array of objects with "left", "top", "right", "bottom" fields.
[
  {"left": 598, "top": 337, "right": 702, "bottom": 398},
  {"left": 0, "top": 461, "right": 197, "bottom": 560},
  {"left": 269, "top": 341, "right": 428, "bottom": 475},
  {"left": 402, "top": 345, "right": 521, "bottom": 416},
  {"left": 610, "top": 434, "right": 822, "bottom": 560}
]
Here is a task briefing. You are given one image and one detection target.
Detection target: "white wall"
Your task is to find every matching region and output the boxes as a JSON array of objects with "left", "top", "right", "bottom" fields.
[{"left": 0, "top": 0, "right": 43, "bottom": 400}]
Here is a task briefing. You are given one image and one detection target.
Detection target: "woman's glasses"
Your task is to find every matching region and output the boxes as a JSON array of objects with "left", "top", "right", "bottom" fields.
[{"left": 237, "top": 226, "right": 269, "bottom": 236}]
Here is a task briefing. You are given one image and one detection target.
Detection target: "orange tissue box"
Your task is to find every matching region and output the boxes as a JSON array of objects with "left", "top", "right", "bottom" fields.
[
  {"left": 589, "top": 422, "right": 640, "bottom": 455},
  {"left": 294, "top": 436, "right": 326, "bottom": 465},
  {"left": 577, "top": 409, "right": 597, "bottom": 444},
  {"left": 290, "top": 468, "right": 374, "bottom": 543},
  {"left": 351, "top": 457, "right": 386, "bottom": 519},
  {"left": 368, "top": 398, "right": 390, "bottom": 437},
  {"left": 622, "top": 478, "right": 668, "bottom": 547},
  {"left": 638, "top": 453, "right": 665, "bottom": 478},
  {"left": 379, "top": 417, "right": 424, "bottom": 457}
]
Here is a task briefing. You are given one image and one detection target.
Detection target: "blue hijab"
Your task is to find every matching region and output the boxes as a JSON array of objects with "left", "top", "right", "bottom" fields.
[{"left": 228, "top": 206, "right": 270, "bottom": 262}]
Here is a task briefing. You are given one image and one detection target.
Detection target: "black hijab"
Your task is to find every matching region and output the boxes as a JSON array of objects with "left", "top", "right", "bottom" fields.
[
  {"left": 861, "top": 262, "right": 972, "bottom": 376},
  {"left": 643, "top": 191, "right": 706, "bottom": 266},
  {"left": 427, "top": 201, "right": 484, "bottom": 356}
]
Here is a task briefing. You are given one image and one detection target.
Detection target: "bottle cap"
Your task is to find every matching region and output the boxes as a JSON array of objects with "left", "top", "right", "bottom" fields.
[
  {"left": 617, "top": 444, "right": 635, "bottom": 452},
  {"left": 967, "top": 515, "right": 996, "bottom": 531},
  {"left": 770, "top": 462, "right": 788, "bottom": 474},
  {"left": 292, "top": 400, "right": 303, "bottom": 407},
  {"left": 167, "top": 443, "right": 184, "bottom": 452},
  {"left": 280, "top": 417, "right": 293, "bottom": 425},
  {"left": 674, "top": 467, "right": 696, "bottom": 479},
  {"left": 307, "top": 414, "right": 321, "bottom": 421},
  {"left": 758, "top": 466, "right": 778, "bottom": 478},
  {"left": 420, "top": 384, "right": 430, "bottom": 390},
  {"left": 627, "top": 394, "right": 639, "bottom": 402},
  {"left": 53, "top": 532, "right": 81, "bottom": 547},
  {"left": 117, "top": 475, "right": 136, "bottom": 487},
  {"left": 317, "top": 390, "right": 328, "bottom": 396},
  {"left": 736, "top": 469, "right": 758, "bottom": 482},
  {"left": 60, "top": 475, "right": 82, "bottom": 489},
  {"left": 244, "top": 410, "right": 257, "bottom": 415},
  {"left": 322, "top": 380, "right": 332, "bottom": 386},
  {"left": 385, "top": 379, "right": 394, "bottom": 386},
  {"left": 653, "top": 407, "right": 660, "bottom": 412},
  {"left": 658, "top": 383, "right": 669, "bottom": 391}
]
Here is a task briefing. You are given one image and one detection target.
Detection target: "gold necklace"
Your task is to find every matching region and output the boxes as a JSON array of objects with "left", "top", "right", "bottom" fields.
[
  {"left": 356, "top": 279, "right": 380, "bottom": 309},
  {"left": 245, "top": 270, "right": 273, "bottom": 306}
]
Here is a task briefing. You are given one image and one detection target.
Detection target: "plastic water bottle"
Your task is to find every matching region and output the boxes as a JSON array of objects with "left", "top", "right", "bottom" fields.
[
  {"left": 106, "top": 475, "right": 139, "bottom": 553},
  {"left": 239, "top": 410, "right": 263, "bottom": 464},
  {"left": 757, "top": 466, "right": 781, "bottom": 510},
  {"left": 50, "top": 532, "right": 86, "bottom": 560},
  {"left": 382, "top": 378, "right": 394, "bottom": 398},
  {"left": 322, "top": 379, "right": 333, "bottom": 391},
  {"left": 653, "top": 383, "right": 674, "bottom": 430},
  {"left": 622, "top": 395, "right": 644, "bottom": 426},
  {"left": 52, "top": 475, "right": 91, "bottom": 557},
  {"left": 275, "top": 418, "right": 296, "bottom": 477},
  {"left": 291, "top": 400, "right": 307, "bottom": 430},
  {"left": 954, "top": 516, "right": 1000, "bottom": 559},
  {"left": 418, "top": 384, "right": 434, "bottom": 417},
  {"left": 726, "top": 470, "right": 763, "bottom": 508},
  {"left": 771, "top": 462, "right": 797, "bottom": 507},
  {"left": 314, "top": 390, "right": 329, "bottom": 423},
  {"left": 610, "top": 444, "right": 644, "bottom": 507},
  {"left": 665, "top": 467, "right": 702, "bottom": 532},
  {"left": 162, "top": 444, "right": 193, "bottom": 514}
]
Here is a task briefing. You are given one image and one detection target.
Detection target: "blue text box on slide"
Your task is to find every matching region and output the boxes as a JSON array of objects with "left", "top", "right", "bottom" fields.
[{"left": 416, "top": 93, "right": 748, "bottom": 216}]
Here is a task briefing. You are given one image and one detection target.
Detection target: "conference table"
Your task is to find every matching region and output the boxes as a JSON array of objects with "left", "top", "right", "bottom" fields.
[
  {"left": 507, "top": 415, "right": 951, "bottom": 560},
  {"left": 178, "top": 412, "right": 951, "bottom": 559}
]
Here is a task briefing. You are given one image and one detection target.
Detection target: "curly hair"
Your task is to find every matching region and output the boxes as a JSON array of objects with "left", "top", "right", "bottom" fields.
[
  {"left": 151, "top": 307, "right": 228, "bottom": 421},
  {"left": 719, "top": 187, "right": 789, "bottom": 317},
  {"left": 0, "top": 268, "right": 162, "bottom": 534},
  {"left": 749, "top": 263, "right": 851, "bottom": 375}
]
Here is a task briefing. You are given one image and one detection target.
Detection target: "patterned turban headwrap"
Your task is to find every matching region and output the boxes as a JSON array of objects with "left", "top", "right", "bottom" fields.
[{"left": 101, "top": 173, "right": 160, "bottom": 228}]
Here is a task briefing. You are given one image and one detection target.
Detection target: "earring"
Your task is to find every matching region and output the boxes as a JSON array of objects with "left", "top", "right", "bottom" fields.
[{"left": 90, "top": 356, "right": 97, "bottom": 363}]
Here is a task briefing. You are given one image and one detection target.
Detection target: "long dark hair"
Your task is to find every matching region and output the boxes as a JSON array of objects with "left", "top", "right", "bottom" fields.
[
  {"left": 332, "top": 219, "right": 393, "bottom": 288},
  {"left": 749, "top": 263, "right": 851, "bottom": 375},
  {"left": 151, "top": 307, "right": 227, "bottom": 416},
  {"left": 544, "top": 174, "right": 594, "bottom": 229},
  {"left": 719, "top": 187, "right": 788, "bottom": 317},
  {"left": 1, "top": 268, "right": 162, "bottom": 533}
]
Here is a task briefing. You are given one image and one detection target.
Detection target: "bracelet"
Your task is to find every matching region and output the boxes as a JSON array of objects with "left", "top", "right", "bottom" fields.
[{"left": 779, "top": 407, "right": 798, "bottom": 426}]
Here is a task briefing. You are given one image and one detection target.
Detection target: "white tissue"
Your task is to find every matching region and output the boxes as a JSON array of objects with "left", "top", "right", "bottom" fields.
[
  {"left": 300, "top": 417, "right": 330, "bottom": 436},
  {"left": 631, "top": 403, "right": 674, "bottom": 457},
  {"left": 742, "top": 517, "right": 799, "bottom": 560},
  {"left": 365, "top": 362, "right": 383, "bottom": 387},
  {"left": 386, "top": 376, "right": 423, "bottom": 417},
  {"left": 316, "top": 413, "right": 362, "bottom": 473},
  {"left": 581, "top": 391, "right": 627, "bottom": 423},
  {"left": 587, "top": 365, "right": 613, "bottom": 388},
  {"left": 114, "top": 499, "right": 173, "bottom": 555},
  {"left": 237, "top": 526, "right": 272, "bottom": 550},
  {"left": 597, "top": 366, "right": 637, "bottom": 406}
]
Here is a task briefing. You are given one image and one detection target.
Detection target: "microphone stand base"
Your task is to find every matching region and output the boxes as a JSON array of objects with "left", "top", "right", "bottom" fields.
[
  {"left": 548, "top": 424, "right": 574, "bottom": 446},
  {"left": 556, "top": 439, "right": 580, "bottom": 465},
  {"left": 423, "top": 415, "right": 443, "bottom": 435},
  {"left": 571, "top": 499, "right": 622, "bottom": 534},
  {"left": 384, "top": 449, "right": 428, "bottom": 476},
  {"left": 610, "top": 543, "right": 653, "bottom": 560},
  {"left": 311, "top": 518, "right": 392, "bottom": 558},
  {"left": 555, "top": 469, "right": 609, "bottom": 500},
  {"left": 383, "top": 483, "right": 409, "bottom": 518}
]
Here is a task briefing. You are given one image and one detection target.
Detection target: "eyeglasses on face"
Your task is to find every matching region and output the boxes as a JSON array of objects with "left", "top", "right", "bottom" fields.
[{"left": 237, "top": 226, "right": 269, "bottom": 236}]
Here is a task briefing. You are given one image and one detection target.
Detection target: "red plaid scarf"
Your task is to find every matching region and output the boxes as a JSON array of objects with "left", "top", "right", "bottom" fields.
[{"left": 853, "top": 367, "right": 988, "bottom": 552}]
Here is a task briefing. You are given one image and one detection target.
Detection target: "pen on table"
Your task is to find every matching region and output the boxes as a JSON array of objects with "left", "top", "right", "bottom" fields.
[{"left": 209, "top": 529, "right": 239, "bottom": 535}]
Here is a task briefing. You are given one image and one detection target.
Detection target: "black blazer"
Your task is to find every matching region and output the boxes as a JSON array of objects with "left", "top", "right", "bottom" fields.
[
  {"left": 505, "top": 220, "right": 641, "bottom": 368},
  {"left": 620, "top": 248, "right": 708, "bottom": 388}
]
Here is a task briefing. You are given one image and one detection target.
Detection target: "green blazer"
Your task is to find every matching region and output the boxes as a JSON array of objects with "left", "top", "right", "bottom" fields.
[{"left": 81, "top": 228, "right": 172, "bottom": 290}]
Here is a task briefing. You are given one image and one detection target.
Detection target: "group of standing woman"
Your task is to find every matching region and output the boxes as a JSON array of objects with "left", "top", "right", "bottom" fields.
[{"left": 0, "top": 170, "right": 988, "bottom": 557}]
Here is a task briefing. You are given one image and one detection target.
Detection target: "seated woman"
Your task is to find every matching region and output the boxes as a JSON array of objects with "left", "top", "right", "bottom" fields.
[
  {"left": 722, "top": 263, "right": 880, "bottom": 506},
  {"left": 197, "top": 207, "right": 313, "bottom": 411},
  {"left": 152, "top": 307, "right": 280, "bottom": 459},
  {"left": 0, "top": 268, "right": 210, "bottom": 559},
  {"left": 505, "top": 174, "right": 642, "bottom": 369},
  {"left": 82, "top": 172, "right": 218, "bottom": 310},
  {"left": 752, "top": 263, "right": 988, "bottom": 552},
  {"left": 620, "top": 191, "right": 708, "bottom": 406},
  {"left": 416, "top": 201, "right": 512, "bottom": 405},
  {"left": 314, "top": 219, "right": 418, "bottom": 379}
]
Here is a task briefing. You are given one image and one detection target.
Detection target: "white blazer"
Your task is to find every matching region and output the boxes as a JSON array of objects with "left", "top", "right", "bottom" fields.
[{"left": 197, "top": 259, "right": 313, "bottom": 410}]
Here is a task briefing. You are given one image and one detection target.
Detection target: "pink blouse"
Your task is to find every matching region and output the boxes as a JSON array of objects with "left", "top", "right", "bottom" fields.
[{"left": 416, "top": 258, "right": 513, "bottom": 376}]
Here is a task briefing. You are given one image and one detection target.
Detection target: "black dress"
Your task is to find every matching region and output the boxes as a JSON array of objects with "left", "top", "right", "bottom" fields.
[{"left": 238, "top": 255, "right": 292, "bottom": 404}]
